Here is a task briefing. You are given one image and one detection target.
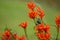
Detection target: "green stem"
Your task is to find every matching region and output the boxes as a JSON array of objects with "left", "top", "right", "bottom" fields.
[
  {"left": 24, "top": 28, "right": 29, "bottom": 40},
  {"left": 33, "top": 18, "right": 37, "bottom": 25},
  {"left": 56, "top": 27, "right": 59, "bottom": 40},
  {"left": 33, "top": 19, "right": 39, "bottom": 40}
]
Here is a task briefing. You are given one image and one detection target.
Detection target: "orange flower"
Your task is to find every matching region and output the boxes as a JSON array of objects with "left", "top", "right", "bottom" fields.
[
  {"left": 19, "top": 21, "right": 28, "bottom": 28},
  {"left": 36, "top": 32, "right": 40, "bottom": 39},
  {"left": 39, "top": 33, "right": 46, "bottom": 40},
  {"left": 38, "top": 9, "right": 45, "bottom": 19},
  {"left": 28, "top": 11, "right": 37, "bottom": 19},
  {"left": 2, "top": 37, "right": 5, "bottom": 40},
  {"left": 17, "top": 35, "right": 25, "bottom": 40},
  {"left": 27, "top": 2, "right": 35, "bottom": 10},
  {"left": 4, "top": 30, "right": 10, "bottom": 38},
  {"left": 45, "top": 32, "right": 50, "bottom": 39},
  {"left": 7, "top": 37, "right": 10, "bottom": 40},
  {"left": 2, "top": 30, "right": 10, "bottom": 40},
  {"left": 37, "top": 6, "right": 41, "bottom": 12},
  {"left": 36, "top": 32, "right": 46, "bottom": 40},
  {"left": 43, "top": 24, "right": 50, "bottom": 32},
  {"left": 55, "top": 14, "right": 60, "bottom": 27},
  {"left": 13, "top": 33, "right": 17, "bottom": 39},
  {"left": 35, "top": 23, "right": 44, "bottom": 31}
]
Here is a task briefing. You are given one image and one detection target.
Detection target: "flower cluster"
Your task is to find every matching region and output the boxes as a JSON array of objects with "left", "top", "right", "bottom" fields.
[
  {"left": 27, "top": 2, "right": 50, "bottom": 40},
  {"left": 27, "top": 2, "right": 44, "bottom": 20},
  {"left": 35, "top": 23, "right": 50, "bottom": 40},
  {"left": 1, "top": 29, "right": 25, "bottom": 40},
  {"left": 2, "top": 29, "right": 11, "bottom": 40}
]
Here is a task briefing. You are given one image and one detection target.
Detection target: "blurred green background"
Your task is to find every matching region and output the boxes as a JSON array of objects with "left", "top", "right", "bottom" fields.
[{"left": 0, "top": 0, "right": 60, "bottom": 40}]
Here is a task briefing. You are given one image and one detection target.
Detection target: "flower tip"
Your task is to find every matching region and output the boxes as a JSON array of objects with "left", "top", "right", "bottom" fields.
[
  {"left": 19, "top": 21, "right": 28, "bottom": 28},
  {"left": 37, "top": 6, "right": 41, "bottom": 12}
]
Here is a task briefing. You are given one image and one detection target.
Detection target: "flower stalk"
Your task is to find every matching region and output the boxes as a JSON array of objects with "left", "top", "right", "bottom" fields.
[
  {"left": 24, "top": 28, "right": 29, "bottom": 40},
  {"left": 56, "top": 27, "right": 59, "bottom": 40}
]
